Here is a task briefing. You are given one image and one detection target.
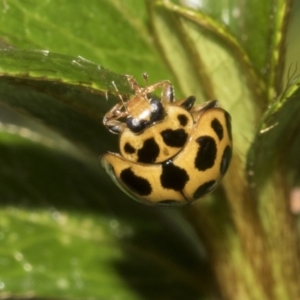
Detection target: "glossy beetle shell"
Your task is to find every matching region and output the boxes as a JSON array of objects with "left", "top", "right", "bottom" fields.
[{"left": 101, "top": 106, "right": 232, "bottom": 206}]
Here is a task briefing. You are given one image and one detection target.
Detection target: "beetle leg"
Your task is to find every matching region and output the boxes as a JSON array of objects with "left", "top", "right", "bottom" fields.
[
  {"left": 190, "top": 100, "right": 219, "bottom": 121},
  {"left": 125, "top": 75, "right": 143, "bottom": 93},
  {"left": 176, "top": 96, "right": 196, "bottom": 111},
  {"left": 125, "top": 74, "right": 173, "bottom": 103},
  {"left": 103, "top": 119, "right": 127, "bottom": 134},
  {"left": 103, "top": 102, "right": 128, "bottom": 134}
]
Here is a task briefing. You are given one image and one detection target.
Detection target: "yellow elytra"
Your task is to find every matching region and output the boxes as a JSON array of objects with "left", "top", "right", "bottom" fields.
[{"left": 101, "top": 75, "right": 232, "bottom": 206}]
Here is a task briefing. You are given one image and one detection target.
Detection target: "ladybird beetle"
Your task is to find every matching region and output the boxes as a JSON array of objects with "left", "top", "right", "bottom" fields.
[{"left": 101, "top": 75, "right": 232, "bottom": 206}]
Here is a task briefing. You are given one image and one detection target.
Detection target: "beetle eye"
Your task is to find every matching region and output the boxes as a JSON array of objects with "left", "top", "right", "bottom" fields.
[
  {"left": 127, "top": 117, "right": 150, "bottom": 133},
  {"left": 150, "top": 99, "right": 165, "bottom": 123}
]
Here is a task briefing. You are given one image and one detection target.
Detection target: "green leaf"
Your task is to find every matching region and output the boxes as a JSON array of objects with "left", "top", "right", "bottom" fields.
[
  {"left": 0, "top": 130, "right": 211, "bottom": 299},
  {"left": 170, "top": 0, "right": 292, "bottom": 98},
  {"left": 148, "top": 0, "right": 262, "bottom": 164},
  {"left": 0, "top": 0, "right": 298, "bottom": 299},
  {"left": 247, "top": 75, "right": 300, "bottom": 187},
  {"left": 0, "top": 2, "right": 215, "bottom": 298},
  {"left": 0, "top": 49, "right": 129, "bottom": 154},
  {"left": 0, "top": 0, "right": 172, "bottom": 82},
  {"left": 244, "top": 77, "right": 300, "bottom": 300}
]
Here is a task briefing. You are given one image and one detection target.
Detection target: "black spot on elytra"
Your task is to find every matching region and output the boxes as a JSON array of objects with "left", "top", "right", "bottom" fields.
[
  {"left": 220, "top": 145, "right": 232, "bottom": 175},
  {"left": 137, "top": 138, "right": 160, "bottom": 163},
  {"left": 124, "top": 142, "right": 135, "bottom": 154},
  {"left": 194, "top": 136, "right": 217, "bottom": 171},
  {"left": 211, "top": 118, "right": 224, "bottom": 141},
  {"left": 193, "top": 180, "right": 217, "bottom": 199},
  {"left": 160, "top": 160, "right": 189, "bottom": 191},
  {"left": 120, "top": 168, "right": 152, "bottom": 196},
  {"left": 177, "top": 114, "right": 189, "bottom": 126},
  {"left": 160, "top": 129, "right": 188, "bottom": 148},
  {"left": 224, "top": 111, "right": 232, "bottom": 141}
]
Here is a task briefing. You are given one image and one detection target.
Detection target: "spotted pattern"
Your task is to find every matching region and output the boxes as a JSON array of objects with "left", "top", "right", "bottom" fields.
[
  {"left": 160, "top": 129, "right": 188, "bottom": 148},
  {"left": 220, "top": 145, "right": 232, "bottom": 175},
  {"left": 137, "top": 138, "right": 160, "bottom": 163},
  {"left": 124, "top": 143, "right": 135, "bottom": 154},
  {"left": 194, "top": 136, "right": 217, "bottom": 171},
  {"left": 177, "top": 114, "right": 189, "bottom": 126},
  {"left": 102, "top": 87, "right": 232, "bottom": 206},
  {"left": 211, "top": 118, "right": 223, "bottom": 141},
  {"left": 224, "top": 111, "right": 232, "bottom": 141},
  {"left": 120, "top": 168, "right": 152, "bottom": 196},
  {"left": 193, "top": 180, "right": 217, "bottom": 199},
  {"left": 160, "top": 160, "right": 189, "bottom": 191}
]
